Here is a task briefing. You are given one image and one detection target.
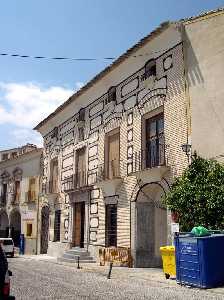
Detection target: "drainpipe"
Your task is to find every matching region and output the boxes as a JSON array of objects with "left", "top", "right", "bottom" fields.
[
  {"left": 179, "top": 22, "right": 192, "bottom": 159},
  {"left": 87, "top": 190, "right": 90, "bottom": 252},
  {"left": 35, "top": 175, "right": 41, "bottom": 255}
]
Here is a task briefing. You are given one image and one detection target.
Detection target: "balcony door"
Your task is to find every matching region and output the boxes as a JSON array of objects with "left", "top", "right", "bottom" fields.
[
  {"left": 76, "top": 148, "right": 86, "bottom": 188},
  {"left": 107, "top": 131, "right": 120, "bottom": 179},
  {"left": 145, "top": 114, "right": 164, "bottom": 168},
  {"left": 50, "top": 159, "right": 58, "bottom": 193}
]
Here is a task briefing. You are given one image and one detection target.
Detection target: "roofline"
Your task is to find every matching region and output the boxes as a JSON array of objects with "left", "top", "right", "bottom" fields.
[
  {"left": 181, "top": 6, "right": 224, "bottom": 25},
  {"left": 34, "top": 6, "right": 224, "bottom": 131},
  {"left": 0, "top": 143, "right": 38, "bottom": 153},
  {"left": 34, "top": 21, "right": 172, "bottom": 131},
  {"left": 0, "top": 148, "right": 43, "bottom": 167}
]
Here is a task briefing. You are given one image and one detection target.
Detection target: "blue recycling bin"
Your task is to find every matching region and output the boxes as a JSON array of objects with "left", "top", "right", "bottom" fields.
[
  {"left": 175, "top": 233, "right": 224, "bottom": 288},
  {"left": 19, "top": 234, "right": 25, "bottom": 255}
]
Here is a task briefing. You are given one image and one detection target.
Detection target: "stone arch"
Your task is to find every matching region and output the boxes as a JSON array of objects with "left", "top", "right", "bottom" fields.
[
  {"left": 40, "top": 206, "right": 50, "bottom": 254},
  {"left": 134, "top": 181, "right": 168, "bottom": 268},
  {"left": 10, "top": 209, "right": 21, "bottom": 247},
  {"left": 0, "top": 210, "right": 9, "bottom": 238}
]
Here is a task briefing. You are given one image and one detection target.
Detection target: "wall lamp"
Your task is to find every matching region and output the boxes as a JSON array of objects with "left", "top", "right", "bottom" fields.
[{"left": 181, "top": 143, "right": 197, "bottom": 162}]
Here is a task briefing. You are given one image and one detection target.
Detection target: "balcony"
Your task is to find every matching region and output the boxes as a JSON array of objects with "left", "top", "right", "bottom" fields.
[
  {"left": 128, "top": 144, "right": 169, "bottom": 183},
  {"left": 97, "top": 159, "right": 121, "bottom": 182},
  {"left": 11, "top": 192, "right": 20, "bottom": 205},
  {"left": 25, "top": 191, "right": 36, "bottom": 202},
  {"left": 42, "top": 180, "right": 59, "bottom": 195},
  {"left": 97, "top": 160, "right": 122, "bottom": 197},
  {"left": 62, "top": 169, "right": 94, "bottom": 192}
]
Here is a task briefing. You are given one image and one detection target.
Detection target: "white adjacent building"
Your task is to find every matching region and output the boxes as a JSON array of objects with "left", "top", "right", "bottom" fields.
[{"left": 0, "top": 144, "right": 42, "bottom": 254}]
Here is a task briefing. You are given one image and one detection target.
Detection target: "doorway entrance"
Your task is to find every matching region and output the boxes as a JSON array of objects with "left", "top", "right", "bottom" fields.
[
  {"left": 9, "top": 209, "right": 21, "bottom": 247},
  {"left": 73, "top": 202, "right": 85, "bottom": 248},
  {"left": 135, "top": 182, "right": 167, "bottom": 267}
]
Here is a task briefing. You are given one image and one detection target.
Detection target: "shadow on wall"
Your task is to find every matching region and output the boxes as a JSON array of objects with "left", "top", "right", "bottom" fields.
[{"left": 182, "top": 27, "right": 204, "bottom": 88}]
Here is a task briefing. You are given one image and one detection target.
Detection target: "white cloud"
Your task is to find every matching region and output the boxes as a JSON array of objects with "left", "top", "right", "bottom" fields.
[
  {"left": 0, "top": 82, "right": 74, "bottom": 128},
  {"left": 10, "top": 128, "right": 43, "bottom": 147},
  {"left": 0, "top": 81, "right": 80, "bottom": 147}
]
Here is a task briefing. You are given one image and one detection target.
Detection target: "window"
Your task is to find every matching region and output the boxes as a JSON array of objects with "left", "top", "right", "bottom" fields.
[
  {"left": 78, "top": 108, "right": 85, "bottom": 122},
  {"left": 50, "top": 158, "right": 58, "bottom": 193},
  {"left": 105, "top": 204, "right": 117, "bottom": 247},
  {"left": 54, "top": 210, "right": 61, "bottom": 242},
  {"left": 105, "top": 129, "right": 120, "bottom": 179},
  {"left": 15, "top": 181, "right": 20, "bottom": 202},
  {"left": 106, "top": 86, "right": 116, "bottom": 105},
  {"left": 75, "top": 148, "right": 86, "bottom": 187},
  {"left": 11, "top": 152, "right": 17, "bottom": 159},
  {"left": 2, "top": 184, "right": 7, "bottom": 203},
  {"left": 145, "top": 113, "right": 165, "bottom": 168},
  {"left": 26, "top": 223, "right": 33, "bottom": 237},
  {"left": 78, "top": 127, "right": 85, "bottom": 142},
  {"left": 2, "top": 153, "right": 8, "bottom": 161},
  {"left": 51, "top": 127, "right": 59, "bottom": 140},
  {"left": 142, "top": 59, "right": 156, "bottom": 81},
  {"left": 28, "top": 178, "right": 36, "bottom": 201}
]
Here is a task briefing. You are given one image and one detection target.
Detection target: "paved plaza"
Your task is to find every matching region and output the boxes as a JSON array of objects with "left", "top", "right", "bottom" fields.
[{"left": 8, "top": 256, "right": 224, "bottom": 300}]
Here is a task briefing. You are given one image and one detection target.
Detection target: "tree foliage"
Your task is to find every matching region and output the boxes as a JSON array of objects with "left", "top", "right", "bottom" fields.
[{"left": 164, "top": 156, "right": 224, "bottom": 231}]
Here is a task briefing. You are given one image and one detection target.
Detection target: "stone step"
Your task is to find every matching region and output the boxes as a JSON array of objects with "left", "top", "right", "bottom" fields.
[
  {"left": 62, "top": 252, "right": 95, "bottom": 260},
  {"left": 66, "top": 250, "right": 90, "bottom": 257},
  {"left": 58, "top": 256, "right": 96, "bottom": 264}
]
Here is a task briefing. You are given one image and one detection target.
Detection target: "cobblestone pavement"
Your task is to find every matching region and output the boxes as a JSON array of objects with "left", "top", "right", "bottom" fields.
[{"left": 8, "top": 256, "right": 224, "bottom": 300}]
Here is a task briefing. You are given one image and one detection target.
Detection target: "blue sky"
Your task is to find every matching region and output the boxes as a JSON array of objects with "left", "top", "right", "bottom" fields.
[{"left": 0, "top": 0, "right": 223, "bottom": 150}]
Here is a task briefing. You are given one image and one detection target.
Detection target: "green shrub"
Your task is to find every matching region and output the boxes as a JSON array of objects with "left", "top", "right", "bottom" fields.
[{"left": 163, "top": 156, "right": 224, "bottom": 231}]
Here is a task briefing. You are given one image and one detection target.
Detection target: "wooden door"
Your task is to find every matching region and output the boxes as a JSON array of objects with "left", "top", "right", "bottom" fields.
[
  {"left": 73, "top": 202, "right": 85, "bottom": 247},
  {"left": 108, "top": 132, "right": 120, "bottom": 179}
]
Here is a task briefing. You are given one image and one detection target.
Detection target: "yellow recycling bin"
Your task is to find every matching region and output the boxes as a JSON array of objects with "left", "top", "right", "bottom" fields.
[{"left": 160, "top": 246, "right": 176, "bottom": 279}]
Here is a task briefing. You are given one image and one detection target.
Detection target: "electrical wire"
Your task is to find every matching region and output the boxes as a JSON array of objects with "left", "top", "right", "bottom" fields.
[
  {"left": 0, "top": 52, "right": 115, "bottom": 61},
  {"left": 0, "top": 45, "right": 177, "bottom": 63}
]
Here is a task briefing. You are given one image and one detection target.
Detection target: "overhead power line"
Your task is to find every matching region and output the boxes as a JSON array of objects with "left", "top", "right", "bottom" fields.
[
  {"left": 0, "top": 52, "right": 116, "bottom": 61},
  {"left": 0, "top": 45, "right": 177, "bottom": 63}
]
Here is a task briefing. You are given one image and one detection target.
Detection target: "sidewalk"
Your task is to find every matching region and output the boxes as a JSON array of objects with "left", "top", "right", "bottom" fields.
[{"left": 16, "top": 254, "right": 224, "bottom": 296}]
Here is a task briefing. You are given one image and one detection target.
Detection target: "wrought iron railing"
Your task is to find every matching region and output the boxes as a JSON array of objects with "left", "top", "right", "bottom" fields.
[
  {"left": 25, "top": 191, "right": 36, "bottom": 202},
  {"left": 42, "top": 180, "right": 59, "bottom": 194},
  {"left": 131, "top": 143, "right": 166, "bottom": 173},
  {"left": 11, "top": 192, "right": 20, "bottom": 204},
  {"left": 62, "top": 169, "right": 92, "bottom": 192},
  {"left": 49, "top": 180, "right": 59, "bottom": 194},
  {"left": 97, "top": 159, "right": 120, "bottom": 181}
]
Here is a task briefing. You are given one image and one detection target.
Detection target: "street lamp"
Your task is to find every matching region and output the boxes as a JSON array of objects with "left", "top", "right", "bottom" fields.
[
  {"left": 181, "top": 143, "right": 197, "bottom": 163},
  {"left": 181, "top": 143, "right": 192, "bottom": 163}
]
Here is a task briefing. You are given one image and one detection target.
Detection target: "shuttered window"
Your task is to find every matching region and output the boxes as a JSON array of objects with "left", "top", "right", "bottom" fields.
[{"left": 106, "top": 131, "right": 120, "bottom": 179}]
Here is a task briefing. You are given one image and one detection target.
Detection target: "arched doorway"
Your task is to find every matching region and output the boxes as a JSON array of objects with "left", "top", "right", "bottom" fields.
[
  {"left": 0, "top": 210, "right": 9, "bottom": 238},
  {"left": 135, "top": 182, "right": 167, "bottom": 267},
  {"left": 10, "top": 209, "right": 21, "bottom": 247},
  {"left": 40, "top": 206, "right": 49, "bottom": 254}
]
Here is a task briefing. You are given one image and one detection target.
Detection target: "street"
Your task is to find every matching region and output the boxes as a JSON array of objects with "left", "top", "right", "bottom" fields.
[{"left": 8, "top": 256, "right": 224, "bottom": 300}]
